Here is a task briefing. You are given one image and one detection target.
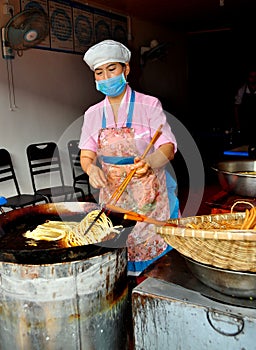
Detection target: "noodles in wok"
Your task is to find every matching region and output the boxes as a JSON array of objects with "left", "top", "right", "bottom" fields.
[{"left": 23, "top": 210, "right": 123, "bottom": 247}]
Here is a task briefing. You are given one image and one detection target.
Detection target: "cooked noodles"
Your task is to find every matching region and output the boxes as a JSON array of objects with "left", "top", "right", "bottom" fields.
[
  {"left": 185, "top": 206, "right": 256, "bottom": 231},
  {"left": 23, "top": 210, "right": 123, "bottom": 247}
]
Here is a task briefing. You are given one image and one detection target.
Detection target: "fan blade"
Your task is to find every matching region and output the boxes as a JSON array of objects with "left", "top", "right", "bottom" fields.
[
  {"left": 5, "top": 8, "right": 49, "bottom": 51},
  {"left": 6, "top": 27, "right": 24, "bottom": 47}
]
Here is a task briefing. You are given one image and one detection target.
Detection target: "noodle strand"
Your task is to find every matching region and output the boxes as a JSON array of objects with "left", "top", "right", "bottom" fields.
[{"left": 23, "top": 210, "right": 123, "bottom": 247}]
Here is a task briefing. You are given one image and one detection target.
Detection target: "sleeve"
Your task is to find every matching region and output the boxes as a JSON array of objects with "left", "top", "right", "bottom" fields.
[{"left": 78, "top": 105, "right": 102, "bottom": 152}]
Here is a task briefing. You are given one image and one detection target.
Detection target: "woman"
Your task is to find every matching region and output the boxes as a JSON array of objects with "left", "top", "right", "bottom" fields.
[{"left": 79, "top": 39, "right": 179, "bottom": 276}]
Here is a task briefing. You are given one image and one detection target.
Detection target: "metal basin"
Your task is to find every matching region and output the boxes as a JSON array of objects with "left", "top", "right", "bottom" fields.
[
  {"left": 212, "top": 160, "right": 256, "bottom": 197},
  {"left": 184, "top": 256, "right": 256, "bottom": 298}
]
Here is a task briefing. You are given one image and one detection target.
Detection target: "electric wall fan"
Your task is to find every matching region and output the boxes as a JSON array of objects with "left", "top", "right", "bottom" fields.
[{"left": 3, "top": 8, "right": 49, "bottom": 54}]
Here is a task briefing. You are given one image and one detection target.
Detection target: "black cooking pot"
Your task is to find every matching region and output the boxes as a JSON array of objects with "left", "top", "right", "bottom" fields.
[{"left": 0, "top": 202, "right": 135, "bottom": 264}]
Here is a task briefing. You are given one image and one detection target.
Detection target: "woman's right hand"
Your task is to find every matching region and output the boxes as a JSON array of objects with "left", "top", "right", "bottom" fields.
[{"left": 87, "top": 164, "right": 107, "bottom": 188}]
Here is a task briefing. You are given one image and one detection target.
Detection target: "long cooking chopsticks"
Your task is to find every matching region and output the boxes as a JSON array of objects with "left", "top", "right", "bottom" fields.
[
  {"left": 105, "top": 203, "right": 171, "bottom": 226},
  {"left": 83, "top": 124, "right": 163, "bottom": 236},
  {"left": 108, "top": 124, "right": 163, "bottom": 205}
]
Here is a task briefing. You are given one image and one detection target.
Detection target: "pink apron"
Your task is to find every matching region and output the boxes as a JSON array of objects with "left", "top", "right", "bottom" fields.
[{"left": 97, "top": 90, "right": 173, "bottom": 275}]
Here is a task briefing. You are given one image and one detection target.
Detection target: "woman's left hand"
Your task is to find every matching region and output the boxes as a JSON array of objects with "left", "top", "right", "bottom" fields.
[{"left": 130, "top": 157, "right": 151, "bottom": 178}]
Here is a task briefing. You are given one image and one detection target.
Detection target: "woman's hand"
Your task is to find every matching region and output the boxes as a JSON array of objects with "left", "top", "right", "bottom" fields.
[
  {"left": 87, "top": 164, "right": 107, "bottom": 188},
  {"left": 130, "top": 157, "right": 151, "bottom": 178},
  {"left": 130, "top": 143, "right": 175, "bottom": 177}
]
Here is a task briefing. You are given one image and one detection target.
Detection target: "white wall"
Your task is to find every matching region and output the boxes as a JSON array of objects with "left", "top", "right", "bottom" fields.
[{"left": 0, "top": 48, "right": 102, "bottom": 195}]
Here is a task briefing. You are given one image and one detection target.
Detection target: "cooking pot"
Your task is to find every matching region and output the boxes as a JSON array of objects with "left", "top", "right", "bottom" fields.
[
  {"left": 184, "top": 256, "right": 256, "bottom": 298},
  {"left": 0, "top": 202, "right": 135, "bottom": 264},
  {"left": 211, "top": 160, "right": 256, "bottom": 197},
  {"left": 0, "top": 202, "right": 135, "bottom": 350}
]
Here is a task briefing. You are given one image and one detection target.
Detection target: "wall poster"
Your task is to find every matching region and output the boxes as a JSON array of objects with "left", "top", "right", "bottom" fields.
[
  {"left": 93, "top": 8, "right": 112, "bottom": 43},
  {"left": 18, "top": 0, "right": 128, "bottom": 54},
  {"left": 49, "top": 0, "right": 73, "bottom": 51},
  {"left": 111, "top": 13, "right": 128, "bottom": 45},
  {"left": 72, "top": 3, "right": 94, "bottom": 54}
]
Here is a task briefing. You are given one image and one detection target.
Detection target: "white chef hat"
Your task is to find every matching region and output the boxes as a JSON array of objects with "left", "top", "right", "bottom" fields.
[{"left": 83, "top": 40, "right": 131, "bottom": 71}]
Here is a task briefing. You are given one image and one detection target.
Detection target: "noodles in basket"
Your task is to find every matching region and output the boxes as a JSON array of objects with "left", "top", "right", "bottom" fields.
[
  {"left": 23, "top": 210, "right": 123, "bottom": 247},
  {"left": 185, "top": 205, "right": 256, "bottom": 231}
]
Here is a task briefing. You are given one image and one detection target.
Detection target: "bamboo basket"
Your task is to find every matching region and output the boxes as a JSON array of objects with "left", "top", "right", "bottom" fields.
[{"left": 157, "top": 211, "right": 256, "bottom": 272}]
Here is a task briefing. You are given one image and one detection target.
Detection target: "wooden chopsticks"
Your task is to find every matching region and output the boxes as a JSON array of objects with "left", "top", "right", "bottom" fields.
[
  {"left": 83, "top": 124, "right": 163, "bottom": 236},
  {"left": 108, "top": 124, "right": 163, "bottom": 205},
  {"left": 105, "top": 203, "right": 174, "bottom": 226}
]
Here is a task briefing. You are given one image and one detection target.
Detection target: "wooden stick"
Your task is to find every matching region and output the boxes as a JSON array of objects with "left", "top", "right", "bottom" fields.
[
  {"left": 109, "top": 124, "right": 163, "bottom": 205},
  {"left": 83, "top": 124, "right": 163, "bottom": 236},
  {"left": 105, "top": 203, "right": 175, "bottom": 226}
]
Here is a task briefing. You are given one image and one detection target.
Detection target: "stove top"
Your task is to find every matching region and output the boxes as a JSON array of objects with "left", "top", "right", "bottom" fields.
[{"left": 142, "top": 249, "right": 256, "bottom": 309}]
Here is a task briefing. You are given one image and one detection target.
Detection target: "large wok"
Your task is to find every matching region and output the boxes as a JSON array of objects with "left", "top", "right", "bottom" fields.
[
  {"left": 212, "top": 159, "right": 256, "bottom": 197},
  {"left": 0, "top": 202, "right": 135, "bottom": 264}
]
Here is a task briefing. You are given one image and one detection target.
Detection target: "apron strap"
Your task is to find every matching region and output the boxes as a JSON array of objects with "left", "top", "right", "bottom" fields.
[
  {"left": 102, "top": 89, "right": 135, "bottom": 128},
  {"left": 126, "top": 89, "right": 135, "bottom": 128}
]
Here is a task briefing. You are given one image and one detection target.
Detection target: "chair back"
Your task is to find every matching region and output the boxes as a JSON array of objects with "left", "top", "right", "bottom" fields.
[
  {"left": 68, "top": 140, "right": 83, "bottom": 179},
  {"left": 0, "top": 148, "right": 21, "bottom": 195},
  {"left": 67, "top": 140, "right": 91, "bottom": 194},
  {"left": 26, "top": 142, "right": 65, "bottom": 192}
]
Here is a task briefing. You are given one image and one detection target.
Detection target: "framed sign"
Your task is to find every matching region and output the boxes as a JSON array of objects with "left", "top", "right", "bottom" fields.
[
  {"left": 72, "top": 3, "right": 94, "bottom": 53},
  {"left": 49, "top": 0, "right": 74, "bottom": 51},
  {"left": 19, "top": 0, "right": 128, "bottom": 54},
  {"left": 94, "top": 8, "right": 112, "bottom": 43},
  {"left": 111, "top": 13, "right": 128, "bottom": 45}
]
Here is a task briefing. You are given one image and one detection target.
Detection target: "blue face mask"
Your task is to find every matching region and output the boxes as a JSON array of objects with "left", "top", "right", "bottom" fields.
[{"left": 95, "top": 73, "right": 127, "bottom": 97}]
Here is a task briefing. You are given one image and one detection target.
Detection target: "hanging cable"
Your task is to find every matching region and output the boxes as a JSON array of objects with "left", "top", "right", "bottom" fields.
[
  {"left": 1, "top": 27, "right": 16, "bottom": 110},
  {"left": 1, "top": 5, "right": 17, "bottom": 111},
  {"left": 5, "top": 58, "right": 17, "bottom": 110}
]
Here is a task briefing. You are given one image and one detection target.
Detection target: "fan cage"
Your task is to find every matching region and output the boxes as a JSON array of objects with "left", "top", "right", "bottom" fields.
[{"left": 4, "top": 8, "right": 49, "bottom": 51}]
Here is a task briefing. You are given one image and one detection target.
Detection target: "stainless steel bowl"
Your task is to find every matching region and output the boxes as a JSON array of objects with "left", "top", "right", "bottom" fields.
[
  {"left": 212, "top": 160, "right": 256, "bottom": 197},
  {"left": 184, "top": 256, "right": 256, "bottom": 298}
]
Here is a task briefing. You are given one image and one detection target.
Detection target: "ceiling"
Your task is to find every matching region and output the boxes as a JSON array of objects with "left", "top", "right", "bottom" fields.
[{"left": 90, "top": 0, "right": 256, "bottom": 31}]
